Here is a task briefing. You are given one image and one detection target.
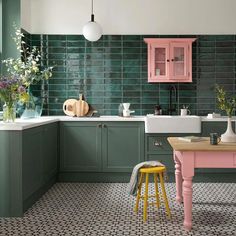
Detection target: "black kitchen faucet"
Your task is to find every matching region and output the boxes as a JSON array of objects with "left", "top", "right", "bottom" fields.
[{"left": 168, "top": 85, "right": 178, "bottom": 115}]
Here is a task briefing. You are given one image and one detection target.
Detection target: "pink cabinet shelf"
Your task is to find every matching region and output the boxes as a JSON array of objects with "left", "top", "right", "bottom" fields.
[{"left": 144, "top": 38, "right": 196, "bottom": 83}]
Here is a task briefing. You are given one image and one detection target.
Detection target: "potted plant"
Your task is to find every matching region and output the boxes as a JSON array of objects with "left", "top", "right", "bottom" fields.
[
  {"left": 216, "top": 84, "right": 236, "bottom": 142},
  {"left": 1, "top": 26, "right": 53, "bottom": 119}
]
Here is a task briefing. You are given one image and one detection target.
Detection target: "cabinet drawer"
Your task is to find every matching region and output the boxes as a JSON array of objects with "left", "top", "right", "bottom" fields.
[
  {"left": 146, "top": 154, "right": 175, "bottom": 172},
  {"left": 147, "top": 136, "right": 172, "bottom": 154}
]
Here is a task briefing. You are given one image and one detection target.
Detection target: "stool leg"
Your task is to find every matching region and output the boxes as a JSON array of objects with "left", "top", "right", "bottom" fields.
[
  {"left": 154, "top": 173, "right": 160, "bottom": 209},
  {"left": 159, "top": 172, "right": 171, "bottom": 218},
  {"left": 135, "top": 172, "right": 144, "bottom": 213},
  {"left": 143, "top": 173, "right": 149, "bottom": 221}
]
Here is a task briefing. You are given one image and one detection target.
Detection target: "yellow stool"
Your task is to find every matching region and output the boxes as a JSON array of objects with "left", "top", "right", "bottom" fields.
[{"left": 134, "top": 166, "right": 171, "bottom": 221}]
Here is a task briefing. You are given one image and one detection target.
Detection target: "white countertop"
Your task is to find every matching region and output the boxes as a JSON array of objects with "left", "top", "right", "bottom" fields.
[
  {"left": 0, "top": 115, "right": 235, "bottom": 131},
  {"left": 0, "top": 116, "right": 146, "bottom": 130}
]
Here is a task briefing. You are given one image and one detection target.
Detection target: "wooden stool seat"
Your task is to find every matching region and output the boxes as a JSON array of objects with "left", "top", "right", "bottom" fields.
[
  {"left": 134, "top": 165, "right": 171, "bottom": 221},
  {"left": 139, "top": 166, "right": 165, "bottom": 173}
]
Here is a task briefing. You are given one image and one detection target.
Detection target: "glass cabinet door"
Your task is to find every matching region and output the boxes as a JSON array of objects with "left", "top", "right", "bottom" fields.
[
  {"left": 151, "top": 43, "right": 169, "bottom": 81},
  {"left": 170, "top": 43, "right": 189, "bottom": 80}
]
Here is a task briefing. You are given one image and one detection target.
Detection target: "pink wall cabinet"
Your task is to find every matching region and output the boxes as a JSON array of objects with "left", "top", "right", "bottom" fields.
[{"left": 144, "top": 38, "right": 196, "bottom": 83}]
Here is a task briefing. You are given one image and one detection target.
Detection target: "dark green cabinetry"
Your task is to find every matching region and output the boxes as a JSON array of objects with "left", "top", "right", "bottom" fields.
[
  {"left": 201, "top": 121, "right": 234, "bottom": 136},
  {"left": 145, "top": 134, "right": 180, "bottom": 172},
  {"left": 0, "top": 122, "right": 58, "bottom": 217},
  {"left": 23, "top": 123, "right": 58, "bottom": 208},
  {"left": 102, "top": 122, "right": 144, "bottom": 172},
  {"left": 60, "top": 121, "right": 144, "bottom": 177},
  {"left": 60, "top": 122, "right": 102, "bottom": 172}
]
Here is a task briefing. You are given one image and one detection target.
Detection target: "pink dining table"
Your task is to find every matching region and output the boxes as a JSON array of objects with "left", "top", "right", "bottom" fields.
[{"left": 167, "top": 137, "right": 236, "bottom": 231}]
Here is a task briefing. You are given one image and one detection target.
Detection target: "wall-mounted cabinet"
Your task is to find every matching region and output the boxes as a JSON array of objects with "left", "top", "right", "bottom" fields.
[{"left": 144, "top": 38, "right": 196, "bottom": 83}]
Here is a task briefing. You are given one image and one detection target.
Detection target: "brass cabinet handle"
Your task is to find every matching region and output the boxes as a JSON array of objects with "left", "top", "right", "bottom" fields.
[
  {"left": 153, "top": 141, "right": 162, "bottom": 146},
  {"left": 97, "top": 124, "right": 102, "bottom": 128},
  {"left": 102, "top": 124, "right": 106, "bottom": 128}
]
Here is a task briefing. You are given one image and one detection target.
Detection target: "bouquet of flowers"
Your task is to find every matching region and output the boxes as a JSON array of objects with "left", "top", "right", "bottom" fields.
[
  {"left": 0, "top": 76, "right": 28, "bottom": 121},
  {"left": 2, "top": 27, "right": 53, "bottom": 87},
  {"left": 0, "top": 26, "right": 53, "bottom": 120}
]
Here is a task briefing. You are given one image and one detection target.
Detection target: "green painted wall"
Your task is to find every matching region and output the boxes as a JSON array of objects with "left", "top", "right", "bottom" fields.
[{"left": 1, "top": 0, "right": 20, "bottom": 73}]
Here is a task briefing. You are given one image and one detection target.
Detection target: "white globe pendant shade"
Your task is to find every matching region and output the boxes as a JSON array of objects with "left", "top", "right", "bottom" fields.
[{"left": 82, "top": 21, "right": 102, "bottom": 42}]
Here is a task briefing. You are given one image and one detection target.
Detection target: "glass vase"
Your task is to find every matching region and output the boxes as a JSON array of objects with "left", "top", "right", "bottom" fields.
[
  {"left": 3, "top": 103, "right": 16, "bottom": 122},
  {"left": 20, "top": 84, "right": 44, "bottom": 119}
]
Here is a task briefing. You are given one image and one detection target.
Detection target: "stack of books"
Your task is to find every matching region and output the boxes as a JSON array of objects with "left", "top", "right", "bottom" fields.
[{"left": 178, "top": 136, "right": 206, "bottom": 142}]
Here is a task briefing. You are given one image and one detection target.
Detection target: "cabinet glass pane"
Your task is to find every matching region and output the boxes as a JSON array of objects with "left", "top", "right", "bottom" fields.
[
  {"left": 155, "top": 48, "right": 166, "bottom": 76},
  {"left": 173, "top": 47, "right": 185, "bottom": 76}
]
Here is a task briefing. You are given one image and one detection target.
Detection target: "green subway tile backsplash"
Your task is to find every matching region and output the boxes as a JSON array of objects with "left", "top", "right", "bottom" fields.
[{"left": 26, "top": 32, "right": 236, "bottom": 116}]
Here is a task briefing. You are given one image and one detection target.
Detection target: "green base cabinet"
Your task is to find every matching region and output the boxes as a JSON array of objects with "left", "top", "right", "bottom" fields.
[
  {"left": 60, "top": 122, "right": 102, "bottom": 172},
  {"left": 23, "top": 122, "right": 58, "bottom": 210},
  {"left": 145, "top": 134, "right": 180, "bottom": 173},
  {"left": 59, "top": 121, "right": 144, "bottom": 178},
  {"left": 102, "top": 122, "right": 144, "bottom": 172},
  {"left": 0, "top": 122, "right": 58, "bottom": 217},
  {"left": 201, "top": 121, "right": 233, "bottom": 137}
]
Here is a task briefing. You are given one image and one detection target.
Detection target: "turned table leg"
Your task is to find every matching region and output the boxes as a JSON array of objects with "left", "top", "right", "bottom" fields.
[
  {"left": 174, "top": 152, "right": 183, "bottom": 203},
  {"left": 183, "top": 176, "right": 193, "bottom": 231}
]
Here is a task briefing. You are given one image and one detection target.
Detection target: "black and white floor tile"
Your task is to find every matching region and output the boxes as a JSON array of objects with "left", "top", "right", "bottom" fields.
[{"left": 0, "top": 183, "right": 235, "bottom": 236}]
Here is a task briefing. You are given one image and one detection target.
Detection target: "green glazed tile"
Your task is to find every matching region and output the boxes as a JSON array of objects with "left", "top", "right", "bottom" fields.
[
  {"left": 48, "top": 35, "right": 66, "bottom": 40},
  {"left": 123, "top": 78, "right": 140, "bottom": 85},
  {"left": 104, "top": 48, "right": 122, "bottom": 53},
  {"left": 66, "top": 35, "right": 85, "bottom": 41},
  {"left": 216, "top": 53, "right": 234, "bottom": 60},
  {"left": 103, "top": 41, "right": 122, "bottom": 47},
  {"left": 103, "top": 35, "right": 122, "bottom": 41},
  {"left": 67, "top": 41, "right": 85, "bottom": 47},
  {"left": 67, "top": 48, "right": 85, "bottom": 53},
  {"left": 122, "top": 35, "right": 141, "bottom": 41}
]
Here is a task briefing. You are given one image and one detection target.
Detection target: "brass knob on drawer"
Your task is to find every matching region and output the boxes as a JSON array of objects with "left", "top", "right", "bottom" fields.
[{"left": 154, "top": 141, "right": 162, "bottom": 146}]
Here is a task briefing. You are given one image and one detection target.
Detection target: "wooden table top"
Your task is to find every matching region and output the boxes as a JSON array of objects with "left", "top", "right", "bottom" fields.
[{"left": 167, "top": 137, "right": 236, "bottom": 151}]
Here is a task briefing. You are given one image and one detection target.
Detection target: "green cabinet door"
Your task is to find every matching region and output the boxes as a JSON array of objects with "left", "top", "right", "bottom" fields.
[
  {"left": 102, "top": 122, "right": 145, "bottom": 172},
  {"left": 60, "top": 122, "right": 102, "bottom": 172},
  {"left": 42, "top": 123, "right": 58, "bottom": 184},
  {"left": 201, "top": 121, "right": 235, "bottom": 136},
  {"left": 22, "top": 122, "right": 58, "bottom": 209},
  {"left": 22, "top": 126, "right": 43, "bottom": 201}
]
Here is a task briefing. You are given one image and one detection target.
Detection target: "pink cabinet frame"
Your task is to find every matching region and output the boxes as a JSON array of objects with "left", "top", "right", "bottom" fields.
[{"left": 144, "top": 38, "right": 196, "bottom": 83}]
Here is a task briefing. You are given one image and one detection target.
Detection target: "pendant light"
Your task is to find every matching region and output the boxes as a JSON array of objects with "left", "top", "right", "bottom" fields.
[{"left": 82, "top": 0, "right": 102, "bottom": 41}]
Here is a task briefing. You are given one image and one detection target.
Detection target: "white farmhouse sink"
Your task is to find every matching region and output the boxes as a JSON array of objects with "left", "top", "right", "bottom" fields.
[{"left": 145, "top": 115, "right": 201, "bottom": 133}]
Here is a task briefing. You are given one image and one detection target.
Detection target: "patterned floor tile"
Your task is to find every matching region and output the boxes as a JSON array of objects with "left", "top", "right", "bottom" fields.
[{"left": 0, "top": 183, "right": 235, "bottom": 236}]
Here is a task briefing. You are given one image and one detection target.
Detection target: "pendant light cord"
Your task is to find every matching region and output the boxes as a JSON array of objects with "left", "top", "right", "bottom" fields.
[{"left": 91, "top": 0, "right": 94, "bottom": 22}]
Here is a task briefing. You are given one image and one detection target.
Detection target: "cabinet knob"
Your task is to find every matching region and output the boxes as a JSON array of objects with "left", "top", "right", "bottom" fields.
[
  {"left": 97, "top": 124, "right": 102, "bottom": 128},
  {"left": 102, "top": 124, "right": 106, "bottom": 128},
  {"left": 153, "top": 141, "right": 162, "bottom": 146},
  {"left": 167, "top": 59, "right": 170, "bottom": 62},
  {"left": 171, "top": 59, "right": 174, "bottom": 62}
]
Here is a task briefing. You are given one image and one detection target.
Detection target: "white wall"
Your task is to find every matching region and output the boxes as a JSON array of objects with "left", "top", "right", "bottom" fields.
[
  {"left": 21, "top": 0, "right": 31, "bottom": 32},
  {"left": 21, "top": 0, "right": 236, "bottom": 35}
]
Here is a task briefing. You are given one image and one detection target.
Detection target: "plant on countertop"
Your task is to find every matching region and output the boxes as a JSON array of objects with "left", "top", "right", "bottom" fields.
[
  {"left": 215, "top": 84, "right": 236, "bottom": 117},
  {"left": 0, "top": 25, "right": 53, "bottom": 120},
  {"left": 0, "top": 76, "right": 27, "bottom": 121}
]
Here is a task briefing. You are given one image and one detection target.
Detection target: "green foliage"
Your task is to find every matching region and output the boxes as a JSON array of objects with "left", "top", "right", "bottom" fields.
[
  {"left": 215, "top": 85, "right": 236, "bottom": 117},
  {"left": 2, "top": 26, "right": 53, "bottom": 88},
  {"left": 0, "top": 25, "right": 53, "bottom": 106}
]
